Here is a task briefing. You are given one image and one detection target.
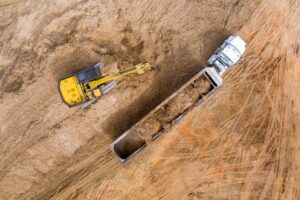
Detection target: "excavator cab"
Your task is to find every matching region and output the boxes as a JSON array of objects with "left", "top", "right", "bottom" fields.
[
  {"left": 58, "top": 62, "right": 152, "bottom": 108},
  {"left": 77, "top": 63, "right": 103, "bottom": 83}
]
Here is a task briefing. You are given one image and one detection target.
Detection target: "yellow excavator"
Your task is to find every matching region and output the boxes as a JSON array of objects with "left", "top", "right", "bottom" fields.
[{"left": 58, "top": 62, "right": 152, "bottom": 108}]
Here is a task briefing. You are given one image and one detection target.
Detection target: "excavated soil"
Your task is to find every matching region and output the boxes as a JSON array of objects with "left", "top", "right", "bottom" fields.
[
  {"left": 0, "top": 0, "right": 299, "bottom": 199},
  {"left": 137, "top": 74, "right": 213, "bottom": 139}
]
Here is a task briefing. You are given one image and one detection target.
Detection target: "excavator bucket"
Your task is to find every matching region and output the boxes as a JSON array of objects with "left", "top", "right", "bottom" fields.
[{"left": 135, "top": 63, "right": 152, "bottom": 74}]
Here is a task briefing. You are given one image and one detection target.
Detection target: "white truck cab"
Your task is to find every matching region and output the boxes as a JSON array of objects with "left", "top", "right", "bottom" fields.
[{"left": 208, "top": 35, "right": 246, "bottom": 76}]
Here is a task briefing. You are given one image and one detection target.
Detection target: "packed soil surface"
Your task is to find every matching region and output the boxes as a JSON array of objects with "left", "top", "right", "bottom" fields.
[{"left": 0, "top": 0, "right": 299, "bottom": 199}]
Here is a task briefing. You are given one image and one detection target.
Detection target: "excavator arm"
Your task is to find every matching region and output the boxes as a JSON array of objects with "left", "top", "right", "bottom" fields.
[{"left": 87, "top": 63, "right": 151, "bottom": 89}]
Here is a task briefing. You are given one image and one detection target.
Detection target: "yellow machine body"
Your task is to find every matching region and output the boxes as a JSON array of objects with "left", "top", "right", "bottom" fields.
[
  {"left": 58, "top": 63, "right": 151, "bottom": 107},
  {"left": 59, "top": 76, "right": 86, "bottom": 106}
]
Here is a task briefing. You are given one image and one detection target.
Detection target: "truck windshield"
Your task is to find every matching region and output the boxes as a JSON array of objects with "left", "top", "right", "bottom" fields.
[{"left": 219, "top": 53, "right": 233, "bottom": 67}]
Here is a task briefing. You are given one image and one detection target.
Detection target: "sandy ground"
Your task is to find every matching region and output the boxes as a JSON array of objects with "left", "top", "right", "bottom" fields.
[{"left": 0, "top": 0, "right": 299, "bottom": 199}]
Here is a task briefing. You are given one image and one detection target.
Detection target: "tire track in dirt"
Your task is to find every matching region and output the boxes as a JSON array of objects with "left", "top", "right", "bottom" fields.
[
  {"left": 0, "top": 0, "right": 261, "bottom": 199},
  {"left": 47, "top": 0, "right": 300, "bottom": 199}
]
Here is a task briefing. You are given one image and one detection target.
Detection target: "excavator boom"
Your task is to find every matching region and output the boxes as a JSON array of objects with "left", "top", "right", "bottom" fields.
[{"left": 87, "top": 63, "right": 151, "bottom": 89}]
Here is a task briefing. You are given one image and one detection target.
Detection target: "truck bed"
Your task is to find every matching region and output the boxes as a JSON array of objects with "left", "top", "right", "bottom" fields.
[{"left": 110, "top": 68, "right": 221, "bottom": 163}]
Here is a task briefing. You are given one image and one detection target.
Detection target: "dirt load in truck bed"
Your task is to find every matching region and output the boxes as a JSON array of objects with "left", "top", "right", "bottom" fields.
[
  {"left": 111, "top": 72, "right": 215, "bottom": 162},
  {"left": 0, "top": 0, "right": 299, "bottom": 199}
]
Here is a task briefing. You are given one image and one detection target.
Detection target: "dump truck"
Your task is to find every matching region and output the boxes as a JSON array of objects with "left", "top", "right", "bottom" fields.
[
  {"left": 110, "top": 35, "right": 246, "bottom": 163},
  {"left": 58, "top": 63, "right": 152, "bottom": 108}
]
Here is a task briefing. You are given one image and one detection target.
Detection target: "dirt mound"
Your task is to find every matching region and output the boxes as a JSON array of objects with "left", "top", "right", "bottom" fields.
[{"left": 1, "top": 0, "right": 299, "bottom": 199}]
